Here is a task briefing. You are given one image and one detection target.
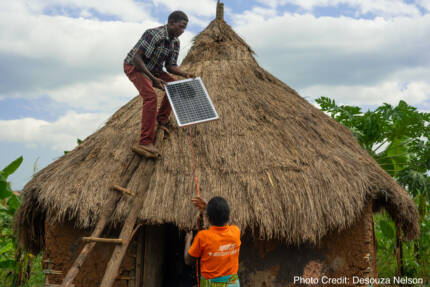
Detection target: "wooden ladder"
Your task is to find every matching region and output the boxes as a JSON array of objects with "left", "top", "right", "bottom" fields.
[{"left": 61, "top": 129, "right": 165, "bottom": 287}]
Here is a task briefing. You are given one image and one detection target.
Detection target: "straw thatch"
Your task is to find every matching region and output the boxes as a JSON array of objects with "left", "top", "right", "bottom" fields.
[{"left": 15, "top": 18, "right": 419, "bottom": 254}]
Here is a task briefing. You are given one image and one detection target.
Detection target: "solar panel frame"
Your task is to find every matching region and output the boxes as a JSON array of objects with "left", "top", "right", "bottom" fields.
[{"left": 164, "top": 77, "right": 219, "bottom": 127}]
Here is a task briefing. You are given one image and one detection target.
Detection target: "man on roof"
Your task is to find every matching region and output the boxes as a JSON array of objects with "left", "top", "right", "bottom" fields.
[
  {"left": 124, "top": 11, "right": 195, "bottom": 156},
  {"left": 184, "top": 196, "right": 241, "bottom": 286}
]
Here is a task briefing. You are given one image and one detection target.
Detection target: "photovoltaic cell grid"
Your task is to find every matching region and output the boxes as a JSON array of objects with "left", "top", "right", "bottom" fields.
[{"left": 164, "top": 77, "right": 219, "bottom": 127}]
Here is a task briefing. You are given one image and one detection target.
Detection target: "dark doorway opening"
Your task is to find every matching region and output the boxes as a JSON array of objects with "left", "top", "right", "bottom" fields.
[{"left": 162, "top": 224, "right": 197, "bottom": 287}]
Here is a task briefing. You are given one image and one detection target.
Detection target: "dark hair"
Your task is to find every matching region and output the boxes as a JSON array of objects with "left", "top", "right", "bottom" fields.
[
  {"left": 168, "top": 11, "right": 189, "bottom": 23},
  {"left": 206, "top": 196, "right": 230, "bottom": 226}
]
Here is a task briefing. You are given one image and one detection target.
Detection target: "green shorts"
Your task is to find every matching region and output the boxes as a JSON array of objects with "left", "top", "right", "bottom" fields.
[{"left": 200, "top": 274, "right": 240, "bottom": 287}]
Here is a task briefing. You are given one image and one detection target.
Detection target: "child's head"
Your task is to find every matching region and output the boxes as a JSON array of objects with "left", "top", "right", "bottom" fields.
[{"left": 206, "top": 196, "right": 230, "bottom": 226}]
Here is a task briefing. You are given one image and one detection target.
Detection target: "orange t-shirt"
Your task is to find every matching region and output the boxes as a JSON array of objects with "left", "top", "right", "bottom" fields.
[{"left": 188, "top": 225, "right": 241, "bottom": 279}]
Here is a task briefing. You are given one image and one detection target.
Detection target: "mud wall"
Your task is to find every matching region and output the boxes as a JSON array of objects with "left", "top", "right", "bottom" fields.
[
  {"left": 43, "top": 220, "right": 137, "bottom": 287},
  {"left": 322, "top": 203, "right": 377, "bottom": 281},
  {"left": 238, "top": 203, "right": 376, "bottom": 287}
]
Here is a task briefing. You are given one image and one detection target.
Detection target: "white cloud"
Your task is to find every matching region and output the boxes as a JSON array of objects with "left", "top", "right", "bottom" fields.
[
  {"left": 234, "top": 12, "right": 430, "bottom": 53},
  {"left": 255, "top": 0, "right": 422, "bottom": 17},
  {"left": 0, "top": 12, "right": 159, "bottom": 68},
  {"left": 0, "top": 1, "right": 195, "bottom": 69},
  {"left": 4, "top": 0, "right": 154, "bottom": 22},
  {"left": 232, "top": 11, "right": 430, "bottom": 95},
  {"left": 231, "top": 9, "right": 430, "bottom": 109},
  {"left": 416, "top": 0, "right": 430, "bottom": 11},
  {"left": 188, "top": 15, "right": 212, "bottom": 27},
  {"left": 44, "top": 74, "right": 137, "bottom": 112},
  {"left": 301, "top": 81, "right": 430, "bottom": 106},
  {"left": 153, "top": 0, "right": 217, "bottom": 17},
  {"left": 0, "top": 111, "right": 109, "bottom": 151},
  {"left": 0, "top": 3, "right": 194, "bottom": 108}
]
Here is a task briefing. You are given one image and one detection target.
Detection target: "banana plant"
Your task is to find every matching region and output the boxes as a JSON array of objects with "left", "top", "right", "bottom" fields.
[
  {"left": 316, "top": 97, "right": 430, "bottom": 278},
  {"left": 0, "top": 156, "right": 24, "bottom": 286}
]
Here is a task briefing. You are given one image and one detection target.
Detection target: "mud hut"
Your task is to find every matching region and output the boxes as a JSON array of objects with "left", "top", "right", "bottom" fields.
[{"left": 15, "top": 2, "right": 419, "bottom": 287}]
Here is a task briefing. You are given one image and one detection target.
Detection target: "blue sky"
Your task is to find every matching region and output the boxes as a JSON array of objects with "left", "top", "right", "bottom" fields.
[{"left": 1, "top": 0, "right": 429, "bottom": 189}]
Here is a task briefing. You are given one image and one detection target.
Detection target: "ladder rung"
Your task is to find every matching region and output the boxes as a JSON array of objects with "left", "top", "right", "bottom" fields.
[
  {"left": 81, "top": 237, "right": 124, "bottom": 244},
  {"left": 43, "top": 269, "right": 63, "bottom": 275},
  {"left": 111, "top": 184, "right": 135, "bottom": 196},
  {"left": 116, "top": 276, "right": 135, "bottom": 280}
]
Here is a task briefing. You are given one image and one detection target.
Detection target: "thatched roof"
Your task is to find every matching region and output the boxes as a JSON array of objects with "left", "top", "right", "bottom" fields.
[{"left": 15, "top": 15, "right": 419, "bottom": 254}]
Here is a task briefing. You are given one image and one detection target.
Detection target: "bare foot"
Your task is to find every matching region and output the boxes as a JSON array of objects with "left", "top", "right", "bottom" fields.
[
  {"left": 157, "top": 121, "right": 171, "bottom": 134},
  {"left": 139, "top": 143, "right": 159, "bottom": 154}
]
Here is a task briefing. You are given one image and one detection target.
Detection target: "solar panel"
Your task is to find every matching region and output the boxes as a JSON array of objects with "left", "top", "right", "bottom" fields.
[{"left": 164, "top": 77, "right": 219, "bottom": 127}]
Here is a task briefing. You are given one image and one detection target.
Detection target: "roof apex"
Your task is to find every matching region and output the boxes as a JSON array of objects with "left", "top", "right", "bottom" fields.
[{"left": 216, "top": 0, "right": 224, "bottom": 20}]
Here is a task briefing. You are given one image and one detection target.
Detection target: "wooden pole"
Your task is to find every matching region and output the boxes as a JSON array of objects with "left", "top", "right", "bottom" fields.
[
  {"left": 395, "top": 222, "right": 404, "bottom": 277},
  {"left": 142, "top": 226, "right": 166, "bottom": 287},
  {"left": 216, "top": 0, "right": 224, "bottom": 20},
  {"left": 81, "top": 237, "right": 124, "bottom": 244},
  {"left": 112, "top": 184, "right": 135, "bottom": 197},
  {"left": 135, "top": 228, "right": 144, "bottom": 287}
]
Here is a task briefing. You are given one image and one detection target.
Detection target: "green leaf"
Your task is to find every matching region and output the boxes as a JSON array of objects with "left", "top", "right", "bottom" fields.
[
  {"left": 0, "top": 242, "right": 14, "bottom": 255},
  {"left": 379, "top": 219, "right": 395, "bottom": 239},
  {"left": 0, "top": 259, "right": 16, "bottom": 269},
  {"left": 1, "top": 156, "right": 23, "bottom": 178},
  {"left": 377, "top": 137, "right": 410, "bottom": 177},
  {"left": 6, "top": 196, "right": 20, "bottom": 214},
  {"left": 0, "top": 180, "right": 12, "bottom": 200},
  {"left": 0, "top": 203, "right": 8, "bottom": 211}
]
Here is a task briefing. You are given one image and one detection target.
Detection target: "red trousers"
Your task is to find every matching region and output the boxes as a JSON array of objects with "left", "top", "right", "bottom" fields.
[{"left": 124, "top": 64, "right": 175, "bottom": 145}]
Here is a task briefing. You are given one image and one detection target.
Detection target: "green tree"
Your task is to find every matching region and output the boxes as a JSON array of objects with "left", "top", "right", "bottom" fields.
[
  {"left": 316, "top": 97, "right": 430, "bottom": 278},
  {"left": 0, "top": 157, "right": 44, "bottom": 286}
]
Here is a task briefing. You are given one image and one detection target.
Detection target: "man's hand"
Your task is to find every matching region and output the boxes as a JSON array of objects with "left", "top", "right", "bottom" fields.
[
  {"left": 185, "top": 231, "right": 193, "bottom": 244},
  {"left": 152, "top": 77, "right": 167, "bottom": 89},
  {"left": 185, "top": 73, "right": 196, "bottom": 79},
  {"left": 166, "top": 65, "right": 197, "bottom": 79},
  {"left": 184, "top": 231, "right": 195, "bottom": 265},
  {"left": 192, "top": 196, "right": 207, "bottom": 210}
]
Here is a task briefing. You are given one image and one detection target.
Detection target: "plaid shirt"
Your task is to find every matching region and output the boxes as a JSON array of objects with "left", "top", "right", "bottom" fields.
[{"left": 124, "top": 25, "right": 180, "bottom": 76}]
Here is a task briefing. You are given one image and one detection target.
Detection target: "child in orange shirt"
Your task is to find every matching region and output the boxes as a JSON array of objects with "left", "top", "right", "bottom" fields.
[{"left": 184, "top": 196, "right": 241, "bottom": 286}]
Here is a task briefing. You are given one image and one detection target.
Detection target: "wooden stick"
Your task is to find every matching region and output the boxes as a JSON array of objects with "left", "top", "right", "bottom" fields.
[
  {"left": 43, "top": 270, "right": 63, "bottom": 275},
  {"left": 116, "top": 276, "right": 134, "bottom": 280},
  {"left": 396, "top": 222, "right": 404, "bottom": 276},
  {"left": 81, "top": 237, "right": 124, "bottom": 244},
  {"left": 112, "top": 184, "right": 135, "bottom": 196},
  {"left": 135, "top": 228, "right": 144, "bottom": 287}
]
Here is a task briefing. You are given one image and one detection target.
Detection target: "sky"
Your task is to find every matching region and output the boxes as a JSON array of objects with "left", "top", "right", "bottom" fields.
[{"left": 1, "top": 0, "right": 429, "bottom": 189}]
